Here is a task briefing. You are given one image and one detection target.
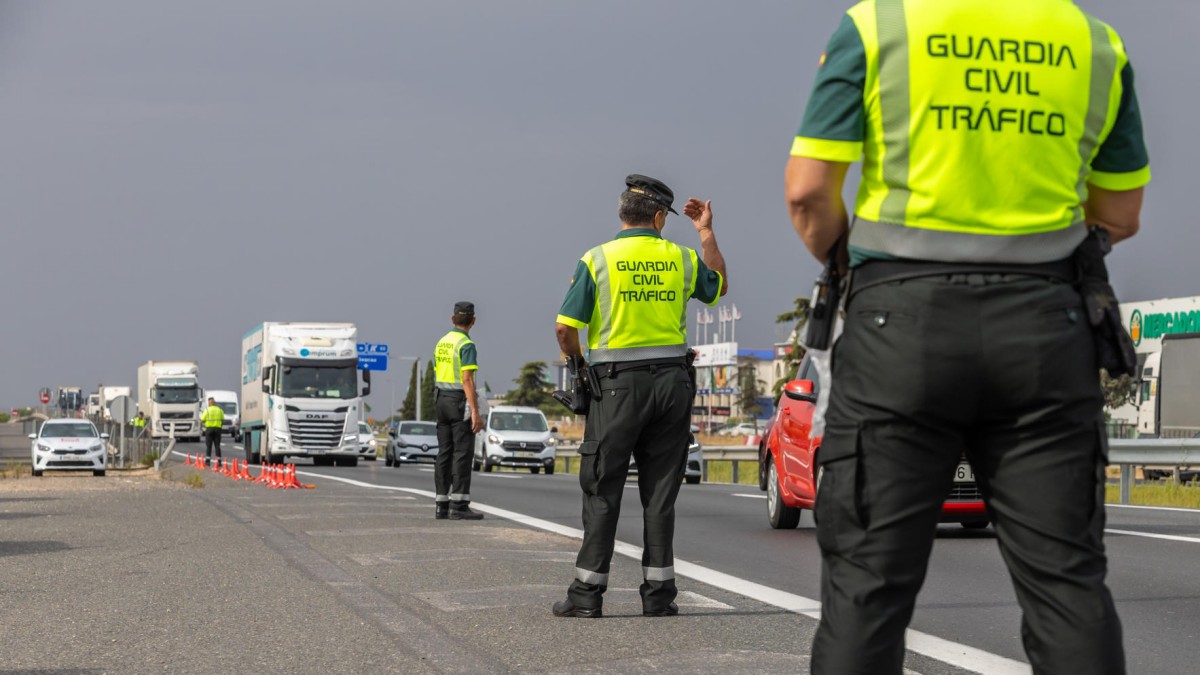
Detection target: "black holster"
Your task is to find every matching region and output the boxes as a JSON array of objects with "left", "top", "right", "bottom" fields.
[
  {"left": 1073, "top": 228, "right": 1137, "bottom": 378},
  {"left": 552, "top": 356, "right": 599, "bottom": 415},
  {"left": 805, "top": 254, "right": 844, "bottom": 351}
]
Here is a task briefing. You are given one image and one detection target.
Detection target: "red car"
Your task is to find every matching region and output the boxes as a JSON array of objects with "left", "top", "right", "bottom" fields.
[{"left": 758, "top": 355, "right": 989, "bottom": 529}]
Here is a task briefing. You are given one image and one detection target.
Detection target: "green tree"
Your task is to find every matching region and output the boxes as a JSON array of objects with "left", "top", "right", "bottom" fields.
[
  {"left": 1100, "top": 370, "right": 1138, "bottom": 411},
  {"left": 0, "top": 412, "right": 9, "bottom": 424},
  {"left": 773, "top": 296, "right": 812, "bottom": 396},
  {"left": 420, "top": 360, "right": 437, "bottom": 421},
  {"left": 504, "top": 361, "right": 555, "bottom": 411},
  {"left": 399, "top": 360, "right": 419, "bottom": 420},
  {"left": 738, "top": 366, "right": 764, "bottom": 430}
]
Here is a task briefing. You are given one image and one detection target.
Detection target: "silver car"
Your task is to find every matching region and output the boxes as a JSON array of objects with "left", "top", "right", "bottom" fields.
[
  {"left": 628, "top": 431, "right": 703, "bottom": 485},
  {"left": 386, "top": 420, "right": 439, "bottom": 466},
  {"left": 30, "top": 419, "right": 109, "bottom": 477}
]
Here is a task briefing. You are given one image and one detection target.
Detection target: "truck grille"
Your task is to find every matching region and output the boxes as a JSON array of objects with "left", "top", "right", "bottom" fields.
[
  {"left": 947, "top": 483, "right": 983, "bottom": 501},
  {"left": 160, "top": 412, "right": 193, "bottom": 419},
  {"left": 500, "top": 442, "right": 545, "bottom": 452},
  {"left": 288, "top": 418, "right": 346, "bottom": 449}
]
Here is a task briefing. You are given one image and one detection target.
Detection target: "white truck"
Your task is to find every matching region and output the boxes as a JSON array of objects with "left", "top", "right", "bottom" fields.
[
  {"left": 137, "top": 361, "right": 202, "bottom": 440},
  {"left": 97, "top": 385, "right": 132, "bottom": 421},
  {"left": 240, "top": 323, "right": 370, "bottom": 466},
  {"left": 207, "top": 389, "right": 241, "bottom": 441},
  {"left": 1136, "top": 333, "right": 1200, "bottom": 439}
]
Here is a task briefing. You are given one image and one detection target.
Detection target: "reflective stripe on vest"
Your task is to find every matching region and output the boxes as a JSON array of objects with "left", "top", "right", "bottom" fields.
[
  {"left": 584, "top": 236, "right": 695, "bottom": 363},
  {"left": 434, "top": 330, "right": 472, "bottom": 389},
  {"left": 847, "top": 0, "right": 1128, "bottom": 263}
]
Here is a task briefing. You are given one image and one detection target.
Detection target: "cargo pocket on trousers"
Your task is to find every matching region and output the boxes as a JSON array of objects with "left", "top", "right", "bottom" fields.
[
  {"left": 1090, "top": 421, "right": 1109, "bottom": 525},
  {"left": 578, "top": 440, "right": 600, "bottom": 495},
  {"left": 815, "top": 427, "right": 867, "bottom": 554}
]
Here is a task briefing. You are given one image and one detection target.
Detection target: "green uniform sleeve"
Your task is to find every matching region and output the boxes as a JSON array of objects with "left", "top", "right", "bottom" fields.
[
  {"left": 1090, "top": 62, "right": 1151, "bottom": 191},
  {"left": 690, "top": 254, "right": 723, "bottom": 306},
  {"left": 556, "top": 259, "right": 595, "bottom": 329},
  {"left": 459, "top": 342, "right": 478, "bottom": 372},
  {"left": 791, "top": 13, "right": 867, "bottom": 162}
]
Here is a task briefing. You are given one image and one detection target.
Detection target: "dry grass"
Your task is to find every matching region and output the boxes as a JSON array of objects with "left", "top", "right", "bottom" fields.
[
  {"left": 1, "top": 461, "right": 32, "bottom": 479},
  {"left": 1106, "top": 481, "right": 1200, "bottom": 509}
]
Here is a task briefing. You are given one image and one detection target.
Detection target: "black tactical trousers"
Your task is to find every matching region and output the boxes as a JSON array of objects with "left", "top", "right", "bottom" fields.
[
  {"left": 434, "top": 389, "right": 475, "bottom": 507},
  {"left": 812, "top": 273, "right": 1124, "bottom": 675},
  {"left": 204, "top": 428, "right": 222, "bottom": 458},
  {"left": 567, "top": 363, "right": 692, "bottom": 612}
]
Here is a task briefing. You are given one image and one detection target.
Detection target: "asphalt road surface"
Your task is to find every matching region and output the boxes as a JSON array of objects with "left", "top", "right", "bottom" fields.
[{"left": 235, "top": 446, "right": 1200, "bottom": 675}]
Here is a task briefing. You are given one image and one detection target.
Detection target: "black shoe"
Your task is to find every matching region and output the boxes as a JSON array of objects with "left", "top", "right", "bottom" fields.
[
  {"left": 552, "top": 600, "right": 602, "bottom": 618},
  {"left": 643, "top": 602, "right": 679, "bottom": 617},
  {"left": 435, "top": 505, "right": 449, "bottom": 520},
  {"left": 448, "top": 506, "right": 483, "bottom": 520}
]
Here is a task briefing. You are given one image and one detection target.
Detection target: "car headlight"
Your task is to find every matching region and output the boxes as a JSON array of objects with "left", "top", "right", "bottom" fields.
[
  {"left": 487, "top": 434, "right": 501, "bottom": 445},
  {"left": 546, "top": 437, "right": 557, "bottom": 446},
  {"left": 90, "top": 443, "right": 104, "bottom": 452},
  {"left": 368, "top": 439, "right": 377, "bottom": 448},
  {"left": 37, "top": 443, "right": 52, "bottom": 452},
  {"left": 343, "top": 434, "right": 357, "bottom": 441}
]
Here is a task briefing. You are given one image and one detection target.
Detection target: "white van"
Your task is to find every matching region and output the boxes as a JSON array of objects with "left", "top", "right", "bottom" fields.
[
  {"left": 473, "top": 406, "right": 557, "bottom": 474},
  {"left": 207, "top": 390, "right": 241, "bottom": 441}
]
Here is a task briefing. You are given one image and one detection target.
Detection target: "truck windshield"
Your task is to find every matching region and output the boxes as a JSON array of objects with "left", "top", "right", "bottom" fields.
[
  {"left": 279, "top": 365, "right": 358, "bottom": 399},
  {"left": 218, "top": 403, "right": 238, "bottom": 415},
  {"left": 155, "top": 386, "right": 200, "bottom": 404}
]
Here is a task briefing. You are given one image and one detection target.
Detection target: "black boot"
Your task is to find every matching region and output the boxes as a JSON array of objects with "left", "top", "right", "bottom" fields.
[
  {"left": 449, "top": 503, "right": 483, "bottom": 520},
  {"left": 435, "top": 503, "right": 449, "bottom": 520},
  {"left": 552, "top": 599, "right": 602, "bottom": 618},
  {"left": 643, "top": 602, "right": 679, "bottom": 617}
]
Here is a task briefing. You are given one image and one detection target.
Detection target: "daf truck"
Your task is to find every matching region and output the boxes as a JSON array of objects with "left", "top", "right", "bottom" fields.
[
  {"left": 240, "top": 323, "right": 370, "bottom": 466},
  {"left": 137, "top": 361, "right": 202, "bottom": 440}
]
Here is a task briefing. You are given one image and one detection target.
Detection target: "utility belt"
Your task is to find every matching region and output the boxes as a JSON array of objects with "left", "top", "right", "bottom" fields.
[
  {"left": 849, "top": 257, "right": 1078, "bottom": 298},
  {"left": 832, "top": 228, "right": 1135, "bottom": 378},
  {"left": 592, "top": 356, "right": 688, "bottom": 378}
]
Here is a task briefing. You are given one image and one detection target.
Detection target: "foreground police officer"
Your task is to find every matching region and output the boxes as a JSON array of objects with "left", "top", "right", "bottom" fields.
[
  {"left": 433, "top": 302, "right": 484, "bottom": 520},
  {"left": 786, "top": 1, "right": 1149, "bottom": 672},
  {"left": 552, "top": 175, "right": 727, "bottom": 618},
  {"left": 201, "top": 397, "right": 224, "bottom": 461}
]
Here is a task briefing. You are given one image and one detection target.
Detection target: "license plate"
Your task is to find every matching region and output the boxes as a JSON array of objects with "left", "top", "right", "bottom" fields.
[
  {"left": 954, "top": 462, "right": 975, "bottom": 483},
  {"left": 512, "top": 451, "right": 536, "bottom": 458}
]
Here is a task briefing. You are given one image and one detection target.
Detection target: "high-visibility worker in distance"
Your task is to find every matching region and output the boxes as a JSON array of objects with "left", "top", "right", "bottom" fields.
[
  {"left": 433, "top": 301, "right": 485, "bottom": 521},
  {"left": 201, "top": 397, "right": 225, "bottom": 461}
]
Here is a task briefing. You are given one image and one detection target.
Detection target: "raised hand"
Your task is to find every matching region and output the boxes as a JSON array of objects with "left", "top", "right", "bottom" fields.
[{"left": 682, "top": 198, "right": 713, "bottom": 233}]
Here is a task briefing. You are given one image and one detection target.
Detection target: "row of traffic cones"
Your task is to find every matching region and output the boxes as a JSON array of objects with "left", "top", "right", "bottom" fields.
[{"left": 183, "top": 454, "right": 314, "bottom": 489}]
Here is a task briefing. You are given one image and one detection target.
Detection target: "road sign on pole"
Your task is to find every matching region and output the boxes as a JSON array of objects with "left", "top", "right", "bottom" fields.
[
  {"left": 39, "top": 388, "right": 51, "bottom": 405},
  {"left": 357, "top": 343, "right": 390, "bottom": 371}
]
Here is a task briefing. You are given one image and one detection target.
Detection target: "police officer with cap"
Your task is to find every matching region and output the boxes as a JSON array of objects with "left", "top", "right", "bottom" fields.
[
  {"left": 432, "top": 301, "right": 485, "bottom": 520},
  {"left": 551, "top": 174, "right": 727, "bottom": 618},
  {"left": 787, "top": 1, "right": 1149, "bottom": 672}
]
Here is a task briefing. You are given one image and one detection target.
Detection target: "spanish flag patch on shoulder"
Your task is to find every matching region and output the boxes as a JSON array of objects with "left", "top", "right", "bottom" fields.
[{"left": 819, "top": 51, "right": 827, "bottom": 67}]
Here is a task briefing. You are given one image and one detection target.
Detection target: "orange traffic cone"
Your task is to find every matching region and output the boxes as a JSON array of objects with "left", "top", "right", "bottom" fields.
[
  {"left": 224, "top": 459, "right": 235, "bottom": 478},
  {"left": 183, "top": 454, "right": 192, "bottom": 467},
  {"left": 284, "top": 464, "right": 314, "bottom": 489},
  {"left": 197, "top": 456, "right": 206, "bottom": 470},
  {"left": 254, "top": 464, "right": 270, "bottom": 485},
  {"left": 237, "top": 461, "right": 253, "bottom": 481}
]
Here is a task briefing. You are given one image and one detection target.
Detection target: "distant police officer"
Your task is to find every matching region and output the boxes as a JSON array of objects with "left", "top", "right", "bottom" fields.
[
  {"left": 201, "top": 397, "right": 225, "bottom": 460},
  {"left": 786, "top": 1, "right": 1148, "bottom": 672},
  {"left": 433, "top": 302, "right": 485, "bottom": 521},
  {"left": 130, "top": 412, "right": 148, "bottom": 437},
  {"left": 552, "top": 175, "right": 727, "bottom": 618}
]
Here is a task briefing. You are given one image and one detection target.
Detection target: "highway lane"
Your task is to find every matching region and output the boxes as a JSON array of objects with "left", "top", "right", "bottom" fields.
[{"left": 183, "top": 443, "right": 1200, "bottom": 674}]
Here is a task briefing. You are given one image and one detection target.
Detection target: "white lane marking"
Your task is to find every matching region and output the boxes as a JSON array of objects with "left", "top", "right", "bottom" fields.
[
  {"left": 476, "top": 473, "right": 523, "bottom": 480},
  {"left": 1107, "top": 503, "right": 1200, "bottom": 514},
  {"left": 1105, "top": 528, "right": 1200, "bottom": 544},
  {"left": 290, "top": 466, "right": 1030, "bottom": 675},
  {"left": 418, "top": 468, "right": 434, "bottom": 473},
  {"left": 732, "top": 493, "right": 768, "bottom": 500}
]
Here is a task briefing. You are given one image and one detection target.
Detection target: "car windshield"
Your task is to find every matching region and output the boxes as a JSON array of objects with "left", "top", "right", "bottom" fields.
[
  {"left": 358, "top": 422, "right": 371, "bottom": 434},
  {"left": 399, "top": 423, "right": 436, "bottom": 436},
  {"left": 489, "top": 412, "right": 548, "bottom": 432},
  {"left": 279, "top": 364, "right": 357, "bottom": 399},
  {"left": 155, "top": 386, "right": 200, "bottom": 404},
  {"left": 218, "top": 402, "right": 238, "bottom": 415},
  {"left": 42, "top": 423, "right": 97, "bottom": 438}
]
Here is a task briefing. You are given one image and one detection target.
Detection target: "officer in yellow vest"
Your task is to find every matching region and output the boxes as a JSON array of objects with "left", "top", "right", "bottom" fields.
[
  {"left": 786, "top": 1, "right": 1148, "bottom": 672},
  {"left": 551, "top": 175, "right": 727, "bottom": 618},
  {"left": 433, "top": 302, "right": 484, "bottom": 520},
  {"left": 130, "top": 412, "right": 147, "bottom": 437},
  {"left": 201, "top": 397, "right": 225, "bottom": 461}
]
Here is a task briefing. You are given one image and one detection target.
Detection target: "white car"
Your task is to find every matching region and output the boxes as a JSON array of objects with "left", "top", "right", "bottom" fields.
[
  {"left": 356, "top": 421, "right": 378, "bottom": 461},
  {"left": 386, "top": 420, "right": 439, "bottom": 466},
  {"left": 30, "top": 419, "right": 109, "bottom": 477},
  {"left": 717, "top": 422, "right": 761, "bottom": 437},
  {"left": 473, "top": 406, "right": 557, "bottom": 474}
]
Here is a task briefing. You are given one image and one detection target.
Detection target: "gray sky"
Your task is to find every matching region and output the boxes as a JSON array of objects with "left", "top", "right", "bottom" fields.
[{"left": 0, "top": 1, "right": 1194, "bottom": 411}]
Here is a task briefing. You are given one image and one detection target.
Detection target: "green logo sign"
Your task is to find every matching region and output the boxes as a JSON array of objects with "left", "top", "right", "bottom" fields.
[
  {"left": 1131, "top": 308, "right": 1200, "bottom": 346},
  {"left": 1130, "top": 310, "right": 1142, "bottom": 347}
]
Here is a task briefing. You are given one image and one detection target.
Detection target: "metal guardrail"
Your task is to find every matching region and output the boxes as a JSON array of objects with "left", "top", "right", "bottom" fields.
[
  {"left": 559, "top": 440, "right": 1200, "bottom": 506},
  {"left": 1110, "top": 439, "right": 1200, "bottom": 504}
]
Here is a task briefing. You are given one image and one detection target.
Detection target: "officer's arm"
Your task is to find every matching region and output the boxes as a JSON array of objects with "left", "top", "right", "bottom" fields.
[
  {"left": 1085, "top": 186, "right": 1143, "bottom": 244},
  {"left": 785, "top": 156, "right": 851, "bottom": 264},
  {"left": 462, "top": 370, "right": 479, "bottom": 410},
  {"left": 555, "top": 324, "right": 583, "bottom": 360}
]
